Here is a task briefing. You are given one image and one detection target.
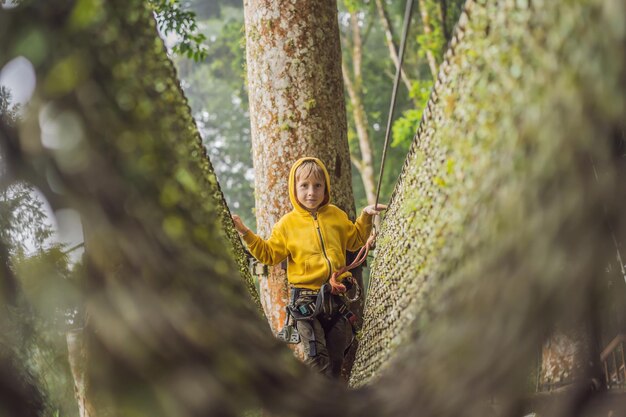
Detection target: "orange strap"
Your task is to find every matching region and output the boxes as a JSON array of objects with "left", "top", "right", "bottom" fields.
[{"left": 329, "top": 225, "right": 377, "bottom": 295}]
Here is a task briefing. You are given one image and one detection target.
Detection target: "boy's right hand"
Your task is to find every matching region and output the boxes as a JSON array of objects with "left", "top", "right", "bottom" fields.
[
  {"left": 232, "top": 215, "right": 250, "bottom": 236},
  {"left": 362, "top": 204, "right": 388, "bottom": 216}
]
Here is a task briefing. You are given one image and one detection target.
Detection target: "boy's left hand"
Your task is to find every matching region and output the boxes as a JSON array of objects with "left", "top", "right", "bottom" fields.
[{"left": 362, "top": 204, "right": 388, "bottom": 216}]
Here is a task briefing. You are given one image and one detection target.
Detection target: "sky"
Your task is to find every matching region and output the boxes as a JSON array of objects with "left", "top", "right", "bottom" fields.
[{"left": 0, "top": 56, "right": 36, "bottom": 106}]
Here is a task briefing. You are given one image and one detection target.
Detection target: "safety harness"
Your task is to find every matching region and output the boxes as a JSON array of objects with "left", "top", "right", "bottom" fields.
[{"left": 278, "top": 282, "right": 359, "bottom": 357}]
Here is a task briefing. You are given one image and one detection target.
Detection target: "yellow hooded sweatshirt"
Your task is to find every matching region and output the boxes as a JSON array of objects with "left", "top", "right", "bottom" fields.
[{"left": 242, "top": 157, "right": 373, "bottom": 290}]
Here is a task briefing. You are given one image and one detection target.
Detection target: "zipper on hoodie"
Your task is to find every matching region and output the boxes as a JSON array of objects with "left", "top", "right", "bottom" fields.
[{"left": 312, "top": 212, "right": 332, "bottom": 280}]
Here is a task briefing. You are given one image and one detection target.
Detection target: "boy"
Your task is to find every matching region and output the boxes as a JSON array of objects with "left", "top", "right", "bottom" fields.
[{"left": 232, "top": 157, "right": 386, "bottom": 378}]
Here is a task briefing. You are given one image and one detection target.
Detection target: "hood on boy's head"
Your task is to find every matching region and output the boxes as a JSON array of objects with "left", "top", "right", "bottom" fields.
[{"left": 288, "top": 157, "right": 331, "bottom": 212}]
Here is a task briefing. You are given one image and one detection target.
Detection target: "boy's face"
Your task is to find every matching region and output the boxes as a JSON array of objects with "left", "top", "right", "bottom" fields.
[{"left": 295, "top": 173, "right": 325, "bottom": 211}]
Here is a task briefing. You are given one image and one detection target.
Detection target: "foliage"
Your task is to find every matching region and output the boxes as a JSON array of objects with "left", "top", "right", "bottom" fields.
[
  {"left": 415, "top": 0, "right": 445, "bottom": 64},
  {"left": 1, "top": 85, "right": 79, "bottom": 417},
  {"left": 148, "top": 0, "right": 251, "bottom": 62},
  {"left": 343, "top": 0, "right": 367, "bottom": 14},
  {"left": 0, "top": 186, "right": 54, "bottom": 254},
  {"left": 391, "top": 79, "right": 432, "bottom": 151},
  {"left": 339, "top": 0, "right": 469, "bottom": 208},
  {"left": 0, "top": 85, "right": 20, "bottom": 124},
  {"left": 187, "top": 0, "right": 242, "bottom": 20},
  {"left": 339, "top": 1, "right": 398, "bottom": 208},
  {"left": 0, "top": 189, "right": 79, "bottom": 417},
  {"left": 149, "top": 0, "right": 208, "bottom": 61},
  {"left": 13, "top": 246, "right": 79, "bottom": 324},
  {"left": 1, "top": 89, "right": 52, "bottom": 255},
  {"left": 416, "top": 27, "right": 444, "bottom": 64},
  {"left": 384, "top": 0, "right": 464, "bottom": 188},
  {"left": 204, "top": 19, "right": 246, "bottom": 89},
  {"left": 11, "top": 248, "right": 81, "bottom": 417},
  {"left": 0, "top": 185, "right": 80, "bottom": 417}
]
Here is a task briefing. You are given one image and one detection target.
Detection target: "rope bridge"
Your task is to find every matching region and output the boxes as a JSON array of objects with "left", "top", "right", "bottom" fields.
[{"left": 350, "top": 1, "right": 626, "bottom": 416}]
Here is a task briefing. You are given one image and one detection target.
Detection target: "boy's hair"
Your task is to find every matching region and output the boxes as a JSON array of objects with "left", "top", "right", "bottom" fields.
[{"left": 295, "top": 161, "right": 325, "bottom": 183}]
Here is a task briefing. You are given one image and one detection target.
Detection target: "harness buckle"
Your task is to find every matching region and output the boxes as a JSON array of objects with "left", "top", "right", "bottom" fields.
[
  {"left": 276, "top": 324, "right": 300, "bottom": 344},
  {"left": 249, "top": 258, "right": 268, "bottom": 277}
]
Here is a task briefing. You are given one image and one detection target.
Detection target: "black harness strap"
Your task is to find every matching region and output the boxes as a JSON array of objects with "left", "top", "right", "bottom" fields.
[{"left": 308, "top": 336, "right": 317, "bottom": 357}]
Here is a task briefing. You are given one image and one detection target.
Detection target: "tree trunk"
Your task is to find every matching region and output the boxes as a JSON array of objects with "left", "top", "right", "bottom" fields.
[
  {"left": 538, "top": 329, "right": 594, "bottom": 391},
  {"left": 243, "top": 0, "right": 356, "bottom": 336},
  {"left": 351, "top": 2, "right": 626, "bottom": 417},
  {"left": 0, "top": 240, "right": 47, "bottom": 417},
  {"left": 66, "top": 329, "right": 96, "bottom": 417}
]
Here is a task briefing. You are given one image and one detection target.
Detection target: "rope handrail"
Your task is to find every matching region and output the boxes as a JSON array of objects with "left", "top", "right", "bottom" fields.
[{"left": 374, "top": 0, "right": 415, "bottom": 211}]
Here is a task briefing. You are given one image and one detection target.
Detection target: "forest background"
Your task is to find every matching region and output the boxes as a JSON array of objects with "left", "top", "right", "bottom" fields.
[{"left": 171, "top": 0, "right": 464, "bottom": 229}]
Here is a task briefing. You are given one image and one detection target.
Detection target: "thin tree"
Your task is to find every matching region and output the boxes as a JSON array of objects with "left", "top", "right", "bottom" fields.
[{"left": 374, "top": 0, "right": 414, "bottom": 93}]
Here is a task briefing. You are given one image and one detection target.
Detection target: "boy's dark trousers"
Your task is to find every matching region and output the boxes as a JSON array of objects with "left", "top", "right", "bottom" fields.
[{"left": 291, "top": 291, "right": 353, "bottom": 378}]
